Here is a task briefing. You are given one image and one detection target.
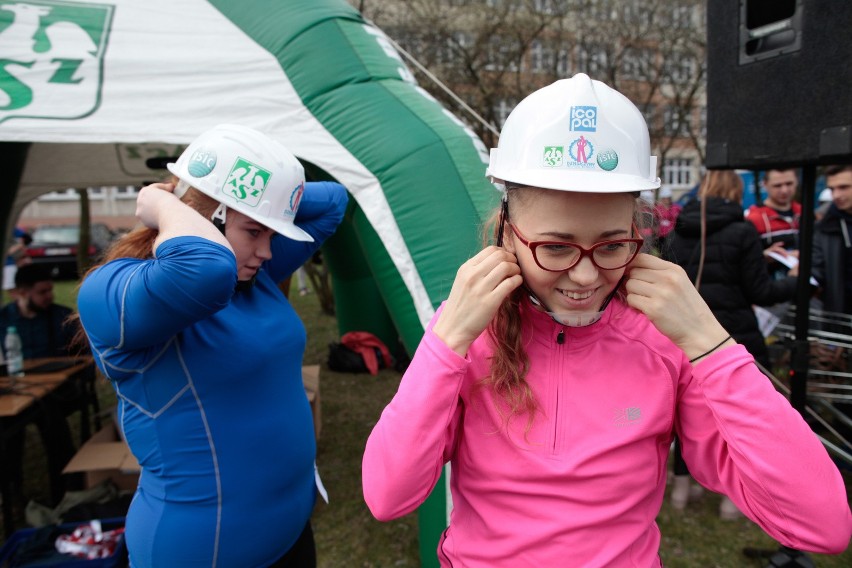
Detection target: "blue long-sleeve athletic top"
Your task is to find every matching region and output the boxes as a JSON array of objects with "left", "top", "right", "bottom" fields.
[{"left": 78, "top": 182, "right": 348, "bottom": 568}]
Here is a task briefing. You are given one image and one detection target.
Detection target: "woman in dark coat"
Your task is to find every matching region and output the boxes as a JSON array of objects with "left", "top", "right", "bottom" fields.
[
  {"left": 663, "top": 170, "right": 797, "bottom": 368},
  {"left": 662, "top": 169, "right": 798, "bottom": 518}
]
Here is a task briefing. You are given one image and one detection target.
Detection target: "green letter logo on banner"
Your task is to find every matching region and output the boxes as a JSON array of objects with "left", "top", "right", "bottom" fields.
[{"left": 0, "top": 0, "right": 113, "bottom": 123}]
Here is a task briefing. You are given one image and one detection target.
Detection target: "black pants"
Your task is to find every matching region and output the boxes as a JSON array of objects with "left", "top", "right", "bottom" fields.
[
  {"left": 672, "top": 436, "right": 689, "bottom": 477},
  {"left": 268, "top": 522, "right": 316, "bottom": 568},
  {"left": 8, "top": 397, "right": 77, "bottom": 505}
]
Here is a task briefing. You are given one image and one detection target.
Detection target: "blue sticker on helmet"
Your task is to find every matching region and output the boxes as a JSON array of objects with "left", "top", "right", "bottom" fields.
[
  {"left": 188, "top": 148, "right": 217, "bottom": 177},
  {"left": 569, "top": 106, "right": 597, "bottom": 132}
]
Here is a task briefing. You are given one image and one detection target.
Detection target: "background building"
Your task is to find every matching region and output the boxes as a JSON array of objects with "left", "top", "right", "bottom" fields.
[{"left": 19, "top": 186, "right": 139, "bottom": 232}]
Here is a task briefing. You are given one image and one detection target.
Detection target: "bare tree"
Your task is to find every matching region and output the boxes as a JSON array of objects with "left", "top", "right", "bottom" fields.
[
  {"left": 569, "top": 0, "right": 706, "bottom": 184},
  {"left": 361, "top": 0, "right": 574, "bottom": 148},
  {"left": 353, "top": 0, "right": 707, "bottom": 185}
]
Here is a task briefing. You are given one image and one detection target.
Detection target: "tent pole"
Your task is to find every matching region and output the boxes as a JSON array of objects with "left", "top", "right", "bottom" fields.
[{"left": 0, "top": 142, "right": 31, "bottom": 252}]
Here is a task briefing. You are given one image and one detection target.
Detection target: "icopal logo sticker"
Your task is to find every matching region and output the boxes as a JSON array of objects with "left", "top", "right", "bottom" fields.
[
  {"left": 569, "top": 106, "right": 597, "bottom": 132},
  {"left": 0, "top": 0, "right": 114, "bottom": 124}
]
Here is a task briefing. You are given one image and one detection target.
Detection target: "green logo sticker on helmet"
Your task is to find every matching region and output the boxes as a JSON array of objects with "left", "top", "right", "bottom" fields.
[
  {"left": 188, "top": 148, "right": 217, "bottom": 177},
  {"left": 223, "top": 157, "right": 272, "bottom": 206},
  {"left": 543, "top": 146, "right": 564, "bottom": 167},
  {"left": 596, "top": 148, "right": 619, "bottom": 171}
]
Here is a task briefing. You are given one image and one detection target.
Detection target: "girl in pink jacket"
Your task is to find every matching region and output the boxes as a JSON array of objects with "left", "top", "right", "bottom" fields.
[{"left": 362, "top": 74, "right": 851, "bottom": 567}]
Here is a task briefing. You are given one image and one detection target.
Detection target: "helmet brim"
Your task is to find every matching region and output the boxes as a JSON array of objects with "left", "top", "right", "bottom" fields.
[{"left": 488, "top": 166, "right": 660, "bottom": 193}]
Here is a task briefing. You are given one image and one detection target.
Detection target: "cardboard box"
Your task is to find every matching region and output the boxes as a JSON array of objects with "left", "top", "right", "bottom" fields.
[
  {"left": 302, "top": 365, "right": 322, "bottom": 440},
  {"left": 62, "top": 366, "right": 321, "bottom": 490},
  {"left": 63, "top": 421, "right": 140, "bottom": 491}
]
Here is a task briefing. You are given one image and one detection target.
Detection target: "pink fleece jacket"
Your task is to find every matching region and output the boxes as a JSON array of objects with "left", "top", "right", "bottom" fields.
[{"left": 363, "top": 299, "right": 851, "bottom": 567}]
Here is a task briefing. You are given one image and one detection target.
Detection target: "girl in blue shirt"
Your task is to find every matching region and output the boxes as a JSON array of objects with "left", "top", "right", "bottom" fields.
[{"left": 77, "top": 125, "right": 348, "bottom": 567}]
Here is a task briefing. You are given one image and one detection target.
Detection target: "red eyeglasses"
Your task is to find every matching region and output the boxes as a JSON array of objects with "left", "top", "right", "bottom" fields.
[{"left": 507, "top": 223, "right": 644, "bottom": 271}]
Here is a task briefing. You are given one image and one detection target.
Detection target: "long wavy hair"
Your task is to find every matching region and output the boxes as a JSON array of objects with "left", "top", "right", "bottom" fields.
[
  {"left": 69, "top": 180, "right": 220, "bottom": 349},
  {"left": 482, "top": 186, "right": 645, "bottom": 428},
  {"left": 699, "top": 170, "right": 743, "bottom": 203}
]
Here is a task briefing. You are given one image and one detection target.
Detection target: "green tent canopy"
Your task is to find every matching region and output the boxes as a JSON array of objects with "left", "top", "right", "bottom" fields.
[
  {"left": 0, "top": 1, "right": 496, "bottom": 560},
  {"left": 0, "top": 0, "right": 498, "bottom": 352}
]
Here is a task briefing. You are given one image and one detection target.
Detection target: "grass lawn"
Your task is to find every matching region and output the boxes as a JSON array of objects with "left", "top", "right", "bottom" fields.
[{"left": 1, "top": 280, "right": 849, "bottom": 566}]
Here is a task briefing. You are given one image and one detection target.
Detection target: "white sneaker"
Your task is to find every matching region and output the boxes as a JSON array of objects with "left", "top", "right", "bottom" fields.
[
  {"left": 670, "top": 475, "right": 691, "bottom": 510},
  {"left": 719, "top": 496, "right": 743, "bottom": 520}
]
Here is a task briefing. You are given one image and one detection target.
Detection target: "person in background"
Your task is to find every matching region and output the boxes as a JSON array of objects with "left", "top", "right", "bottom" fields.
[
  {"left": 812, "top": 164, "right": 852, "bottom": 316},
  {"left": 815, "top": 187, "right": 835, "bottom": 222},
  {"left": 0, "top": 263, "right": 75, "bottom": 358},
  {"left": 663, "top": 170, "right": 798, "bottom": 519},
  {"left": 746, "top": 169, "right": 801, "bottom": 278},
  {"left": 637, "top": 190, "right": 657, "bottom": 244},
  {"left": 295, "top": 265, "right": 310, "bottom": 296},
  {"left": 362, "top": 74, "right": 851, "bottom": 567},
  {"left": 3, "top": 226, "right": 31, "bottom": 292},
  {"left": 653, "top": 185, "right": 681, "bottom": 250},
  {"left": 0, "top": 263, "right": 79, "bottom": 506},
  {"left": 75, "top": 124, "right": 348, "bottom": 568},
  {"left": 810, "top": 165, "right": 852, "bottom": 432}
]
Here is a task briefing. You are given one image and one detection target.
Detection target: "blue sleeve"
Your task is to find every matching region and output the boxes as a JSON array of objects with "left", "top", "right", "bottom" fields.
[
  {"left": 263, "top": 181, "right": 348, "bottom": 283},
  {"left": 78, "top": 236, "right": 237, "bottom": 351}
]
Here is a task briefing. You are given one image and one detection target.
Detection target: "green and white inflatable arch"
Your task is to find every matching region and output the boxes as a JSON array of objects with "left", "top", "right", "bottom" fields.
[
  {"left": 0, "top": 0, "right": 497, "bottom": 353},
  {"left": 0, "top": 0, "right": 492, "bottom": 561}
]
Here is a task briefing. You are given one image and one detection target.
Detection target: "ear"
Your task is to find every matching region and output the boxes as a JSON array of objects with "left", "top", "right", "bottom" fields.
[{"left": 502, "top": 225, "right": 516, "bottom": 253}]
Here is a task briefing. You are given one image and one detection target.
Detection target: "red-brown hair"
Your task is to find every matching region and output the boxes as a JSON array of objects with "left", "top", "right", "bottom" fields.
[{"left": 69, "top": 180, "right": 220, "bottom": 348}]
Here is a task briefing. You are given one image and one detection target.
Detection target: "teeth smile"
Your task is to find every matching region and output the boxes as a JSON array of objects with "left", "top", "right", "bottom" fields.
[{"left": 560, "top": 289, "right": 594, "bottom": 300}]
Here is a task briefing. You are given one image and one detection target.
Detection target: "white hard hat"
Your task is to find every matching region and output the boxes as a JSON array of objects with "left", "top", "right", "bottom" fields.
[
  {"left": 659, "top": 185, "right": 673, "bottom": 199},
  {"left": 487, "top": 73, "right": 660, "bottom": 193},
  {"left": 819, "top": 188, "right": 832, "bottom": 203},
  {"left": 167, "top": 124, "right": 312, "bottom": 242}
]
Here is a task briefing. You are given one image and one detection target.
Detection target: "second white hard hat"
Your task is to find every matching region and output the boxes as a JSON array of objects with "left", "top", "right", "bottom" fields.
[
  {"left": 487, "top": 73, "right": 660, "bottom": 193},
  {"left": 167, "top": 124, "right": 313, "bottom": 242}
]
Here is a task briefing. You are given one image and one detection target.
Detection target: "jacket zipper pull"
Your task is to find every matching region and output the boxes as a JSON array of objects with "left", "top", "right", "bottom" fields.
[{"left": 557, "top": 329, "right": 565, "bottom": 344}]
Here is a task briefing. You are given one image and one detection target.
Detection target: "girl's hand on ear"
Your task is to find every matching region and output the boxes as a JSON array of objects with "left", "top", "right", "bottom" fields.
[
  {"left": 624, "top": 253, "right": 733, "bottom": 361},
  {"left": 432, "top": 246, "right": 523, "bottom": 357}
]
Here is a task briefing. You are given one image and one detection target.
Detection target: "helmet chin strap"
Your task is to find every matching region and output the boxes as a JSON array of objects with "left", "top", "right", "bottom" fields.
[
  {"left": 211, "top": 202, "right": 228, "bottom": 236},
  {"left": 208, "top": 202, "right": 256, "bottom": 292},
  {"left": 174, "top": 179, "right": 191, "bottom": 199},
  {"left": 526, "top": 275, "right": 625, "bottom": 328}
]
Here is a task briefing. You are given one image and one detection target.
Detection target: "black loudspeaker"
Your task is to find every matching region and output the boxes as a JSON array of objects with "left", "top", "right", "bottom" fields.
[{"left": 706, "top": 0, "right": 852, "bottom": 170}]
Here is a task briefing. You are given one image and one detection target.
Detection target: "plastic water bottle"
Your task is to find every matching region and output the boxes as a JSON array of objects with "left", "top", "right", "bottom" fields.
[{"left": 5, "top": 325, "right": 24, "bottom": 378}]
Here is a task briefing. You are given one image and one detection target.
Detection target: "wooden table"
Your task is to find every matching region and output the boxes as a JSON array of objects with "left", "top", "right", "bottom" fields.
[{"left": 0, "top": 356, "right": 97, "bottom": 537}]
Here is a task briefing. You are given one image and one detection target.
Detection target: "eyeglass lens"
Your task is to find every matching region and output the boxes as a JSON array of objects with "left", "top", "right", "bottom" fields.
[{"left": 535, "top": 240, "right": 639, "bottom": 271}]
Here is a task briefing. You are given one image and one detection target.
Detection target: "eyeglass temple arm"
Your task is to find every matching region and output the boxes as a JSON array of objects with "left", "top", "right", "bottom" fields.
[{"left": 496, "top": 198, "right": 509, "bottom": 247}]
